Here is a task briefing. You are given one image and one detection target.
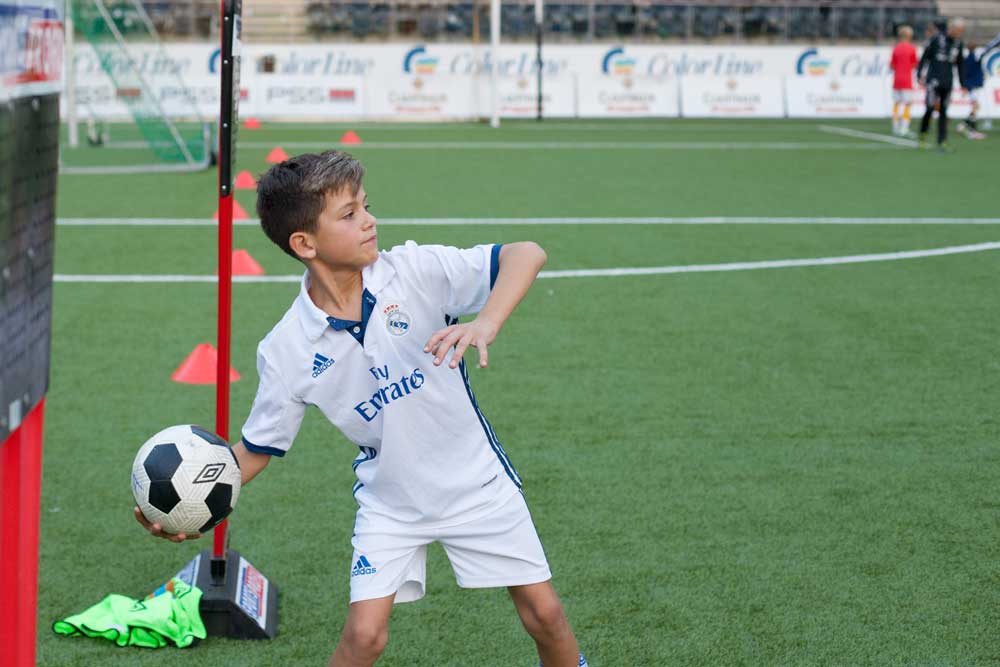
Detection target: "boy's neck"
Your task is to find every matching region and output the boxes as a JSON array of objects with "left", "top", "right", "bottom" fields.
[{"left": 307, "top": 263, "right": 365, "bottom": 321}]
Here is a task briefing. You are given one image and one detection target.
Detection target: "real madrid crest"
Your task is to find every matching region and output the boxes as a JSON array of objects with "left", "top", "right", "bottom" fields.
[{"left": 383, "top": 303, "right": 411, "bottom": 337}]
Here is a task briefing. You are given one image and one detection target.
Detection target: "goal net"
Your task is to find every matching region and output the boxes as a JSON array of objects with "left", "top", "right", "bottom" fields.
[{"left": 64, "top": 0, "right": 212, "bottom": 173}]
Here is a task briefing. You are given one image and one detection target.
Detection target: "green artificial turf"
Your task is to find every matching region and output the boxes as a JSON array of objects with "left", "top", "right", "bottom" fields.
[{"left": 38, "top": 119, "right": 1000, "bottom": 666}]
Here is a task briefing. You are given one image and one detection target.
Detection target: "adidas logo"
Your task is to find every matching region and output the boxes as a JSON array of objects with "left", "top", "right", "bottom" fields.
[
  {"left": 312, "top": 353, "right": 334, "bottom": 378},
  {"left": 351, "top": 555, "right": 376, "bottom": 577}
]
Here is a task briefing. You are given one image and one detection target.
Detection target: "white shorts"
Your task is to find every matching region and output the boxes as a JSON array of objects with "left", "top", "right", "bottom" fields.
[
  {"left": 969, "top": 88, "right": 982, "bottom": 105},
  {"left": 349, "top": 490, "right": 552, "bottom": 604},
  {"left": 892, "top": 89, "right": 914, "bottom": 104}
]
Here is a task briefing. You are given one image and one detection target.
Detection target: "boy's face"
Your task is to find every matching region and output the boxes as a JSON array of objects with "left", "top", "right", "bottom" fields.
[{"left": 292, "top": 186, "right": 378, "bottom": 269}]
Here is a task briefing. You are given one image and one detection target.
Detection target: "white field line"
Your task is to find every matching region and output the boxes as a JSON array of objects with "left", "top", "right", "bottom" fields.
[
  {"left": 52, "top": 241, "right": 1000, "bottom": 284},
  {"left": 503, "top": 122, "right": 820, "bottom": 131},
  {"left": 88, "top": 121, "right": 830, "bottom": 131},
  {"left": 56, "top": 216, "right": 1000, "bottom": 226},
  {"left": 818, "top": 125, "right": 920, "bottom": 148},
  {"left": 92, "top": 139, "right": 894, "bottom": 151},
  {"left": 234, "top": 122, "right": 815, "bottom": 132}
]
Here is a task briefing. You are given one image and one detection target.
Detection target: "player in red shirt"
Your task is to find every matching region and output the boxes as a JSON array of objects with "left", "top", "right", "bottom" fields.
[{"left": 889, "top": 25, "right": 919, "bottom": 136}]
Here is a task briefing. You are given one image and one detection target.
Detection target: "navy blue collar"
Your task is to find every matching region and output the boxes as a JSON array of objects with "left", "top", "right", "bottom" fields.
[{"left": 327, "top": 289, "right": 377, "bottom": 345}]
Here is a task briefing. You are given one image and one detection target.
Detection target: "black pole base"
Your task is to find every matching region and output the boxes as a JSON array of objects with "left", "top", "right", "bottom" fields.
[{"left": 172, "top": 549, "right": 279, "bottom": 639}]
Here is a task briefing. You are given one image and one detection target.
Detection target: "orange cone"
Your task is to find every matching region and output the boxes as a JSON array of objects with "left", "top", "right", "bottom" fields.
[
  {"left": 171, "top": 344, "right": 240, "bottom": 385},
  {"left": 340, "top": 130, "right": 362, "bottom": 145},
  {"left": 266, "top": 146, "right": 289, "bottom": 163},
  {"left": 213, "top": 200, "right": 250, "bottom": 221},
  {"left": 231, "top": 249, "right": 265, "bottom": 276},
  {"left": 234, "top": 170, "right": 257, "bottom": 190},
  {"left": 243, "top": 117, "right": 261, "bottom": 130}
]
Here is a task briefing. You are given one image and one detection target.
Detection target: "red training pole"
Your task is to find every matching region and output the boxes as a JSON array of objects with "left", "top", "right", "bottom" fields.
[
  {"left": 213, "top": 0, "right": 239, "bottom": 561},
  {"left": 213, "top": 192, "right": 233, "bottom": 559}
]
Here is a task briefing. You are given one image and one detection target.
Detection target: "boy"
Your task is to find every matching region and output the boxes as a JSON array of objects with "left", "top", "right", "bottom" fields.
[
  {"left": 889, "top": 25, "right": 918, "bottom": 137},
  {"left": 134, "top": 151, "right": 587, "bottom": 667},
  {"left": 956, "top": 42, "right": 987, "bottom": 139},
  {"left": 917, "top": 18, "right": 968, "bottom": 151}
]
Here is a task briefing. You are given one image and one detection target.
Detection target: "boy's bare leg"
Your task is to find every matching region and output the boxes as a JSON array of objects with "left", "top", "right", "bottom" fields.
[
  {"left": 328, "top": 594, "right": 396, "bottom": 667},
  {"left": 509, "top": 581, "right": 580, "bottom": 667}
]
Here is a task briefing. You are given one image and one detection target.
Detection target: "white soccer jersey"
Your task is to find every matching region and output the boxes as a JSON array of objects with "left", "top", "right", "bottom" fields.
[{"left": 241, "top": 242, "right": 522, "bottom": 526}]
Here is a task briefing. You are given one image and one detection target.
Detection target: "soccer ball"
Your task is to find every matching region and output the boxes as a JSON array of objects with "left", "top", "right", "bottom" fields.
[{"left": 131, "top": 424, "right": 242, "bottom": 535}]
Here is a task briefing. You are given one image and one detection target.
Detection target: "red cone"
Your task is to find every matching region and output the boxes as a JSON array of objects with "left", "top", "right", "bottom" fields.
[
  {"left": 243, "top": 117, "right": 261, "bottom": 130},
  {"left": 231, "top": 249, "right": 265, "bottom": 276},
  {"left": 340, "top": 130, "right": 362, "bottom": 145},
  {"left": 234, "top": 170, "right": 257, "bottom": 190},
  {"left": 214, "top": 200, "right": 249, "bottom": 221},
  {"left": 266, "top": 146, "right": 289, "bottom": 163},
  {"left": 171, "top": 344, "right": 240, "bottom": 385}
]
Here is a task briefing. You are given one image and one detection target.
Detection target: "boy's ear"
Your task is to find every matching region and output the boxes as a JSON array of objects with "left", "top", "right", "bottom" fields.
[{"left": 289, "top": 231, "right": 315, "bottom": 260}]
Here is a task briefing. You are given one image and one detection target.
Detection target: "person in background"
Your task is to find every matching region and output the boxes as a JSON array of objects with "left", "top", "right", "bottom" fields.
[
  {"left": 917, "top": 18, "right": 968, "bottom": 151},
  {"left": 890, "top": 25, "right": 919, "bottom": 137},
  {"left": 956, "top": 42, "right": 987, "bottom": 139}
]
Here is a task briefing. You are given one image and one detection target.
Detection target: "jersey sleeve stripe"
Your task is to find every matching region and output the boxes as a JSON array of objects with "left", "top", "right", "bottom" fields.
[
  {"left": 241, "top": 435, "right": 287, "bottom": 457},
  {"left": 489, "top": 243, "right": 502, "bottom": 290}
]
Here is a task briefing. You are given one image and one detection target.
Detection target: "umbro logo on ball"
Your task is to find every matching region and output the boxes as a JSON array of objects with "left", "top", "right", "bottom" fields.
[{"left": 193, "top": 462, "right": 226, "bottom": 484}]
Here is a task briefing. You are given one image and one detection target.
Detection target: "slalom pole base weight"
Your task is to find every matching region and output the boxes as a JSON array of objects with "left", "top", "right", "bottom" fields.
[{"left": 172, "top": 549, "right": 279, "bottom": 639}]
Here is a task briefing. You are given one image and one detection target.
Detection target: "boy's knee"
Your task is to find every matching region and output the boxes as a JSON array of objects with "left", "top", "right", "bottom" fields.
[
  {"left": 342, "top": 620, "right": 389, "bottom": 658},
  {"left": 519, "top": 598, "right": 570, "bottom": 641}
]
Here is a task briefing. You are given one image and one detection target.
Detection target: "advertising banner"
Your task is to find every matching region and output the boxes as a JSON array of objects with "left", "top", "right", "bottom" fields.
[
  {"left": 786, "top": 76, "right": 888, "bottom": 117},
  {"left": 577, "top": 75, "right": 678, "bottom": 117},
  {"left": 61, "top": 42, "right": 1000, "bottom": 120},
  {"left": 1, "top": 0, "right": 64, "bottom": 101},
  {"left": 366, "top": 74, "right": 477, "bottom": 118},
  {"left": 476, "top": 75, "right": 576, "bottom": 118},
  {"left": 681, "top": 77, "right": 784, "bottom": 117},
  {"left": 249, "top": 75, "right": 364, "bottom": 118}
]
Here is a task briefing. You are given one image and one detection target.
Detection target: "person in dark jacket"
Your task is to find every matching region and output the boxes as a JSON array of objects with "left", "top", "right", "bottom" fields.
[
  {"left": 917, "top": 18, "right": 968, "bottom": 150},
  {"left": 956, "top": 44, "right": 986, "bottom": 138}
]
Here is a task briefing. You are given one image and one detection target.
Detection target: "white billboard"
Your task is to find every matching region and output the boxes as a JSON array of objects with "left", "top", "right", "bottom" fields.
[
  {"left": 681, "top": 77, "right": 784, "bottom": 117},
  {"left": 786, "top": 77, "right": 888, "bottom": 117},
  {"left": 477, "top": 75, "right": 576, "bottom": 118},
  {"left": 248, "top": 75, "right": 365, "bottom": 118},
  {"left": 61, "top": 42, "right": 1000, "bottom": 120},
  {"left": 575, "top": 75, "right": 677, "bottom": 117}
]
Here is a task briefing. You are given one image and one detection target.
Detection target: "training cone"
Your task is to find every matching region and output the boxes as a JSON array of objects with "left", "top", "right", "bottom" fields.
[
  {"left": 340, "top": 130, "right": 362, "bottom": 145},
  {"left": 234, "top": 170, "right": 257, "bottom": 190},
  {"left": 265, "top": 146, "right": 289, "bottom": 163},
  {"left": 243, "top": 117, "right": 261, "bottom": 130},
  {"left": 171, "top": 344, "right": 240, "bottom": 385},
  {"left": 231, "top": 249, "right": 265, "bottom": 276},
  {"left": 214, "top": 200, "right": 249, "bottom": 221}
]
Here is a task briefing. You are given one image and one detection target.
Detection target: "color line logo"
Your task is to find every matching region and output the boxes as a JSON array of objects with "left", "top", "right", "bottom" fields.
[
  {"left": 602, "top": 47, "right": 635, "bottom": 76},
  {"left": 403, "top": 46, "right": 439, "bottom": 74},
  {"left": 796, "top": 49, "right": 831, "bottom": 76},
  {"left": 985, "top": 52, "right": 1000, "bottom": 77}
]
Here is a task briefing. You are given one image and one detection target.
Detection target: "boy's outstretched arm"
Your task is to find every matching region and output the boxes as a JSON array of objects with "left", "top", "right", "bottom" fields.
[
  {"left": 425, "top": 241, "right": 547, "bottom": 369},
  {"left": 133, "top": 440, "right": 271, "bottom": 543}
]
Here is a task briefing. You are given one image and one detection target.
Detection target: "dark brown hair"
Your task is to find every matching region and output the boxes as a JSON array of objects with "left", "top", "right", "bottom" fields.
[{"left": 255, "top": 151, "right": 364, "bottom": 259}]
